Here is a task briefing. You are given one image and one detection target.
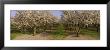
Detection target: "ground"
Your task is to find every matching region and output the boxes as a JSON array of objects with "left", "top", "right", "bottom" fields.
[
  {"left": 11, "top": 29, "right": 100, "bottom": 40},
  {"left": 11, "top": 33, "right": 99, "bottom": 40}
]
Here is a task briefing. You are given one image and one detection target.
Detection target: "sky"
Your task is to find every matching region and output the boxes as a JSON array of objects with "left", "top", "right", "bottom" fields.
[
  {"left": 11, "top": 10, "right": 63, "bottom": 19},
  {"left": 11, "top": 10, "right": 16, "bottom": 17}
]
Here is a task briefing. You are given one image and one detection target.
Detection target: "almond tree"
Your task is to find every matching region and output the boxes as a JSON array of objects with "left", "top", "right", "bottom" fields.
[
  {"left": 62, "top": 10, "right": 81, "bottom": 37},
  {"left": 78, "top": 10, "right": 100, "bottom": 32},
  {"left": 61, "top": 10, "right": 100, "bottom": 37},
  {"left": 11, "top": 10, "right": 58, "bottom": 36}
]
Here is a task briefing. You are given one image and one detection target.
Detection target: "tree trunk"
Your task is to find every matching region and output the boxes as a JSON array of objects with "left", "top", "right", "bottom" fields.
[
  {"left": 76, "top": 32, "right": 79, "bottom": 37},
  {"left": 24, "top": 28, "right": 26, "bottom": 34},
  {"left": 96, "top": 24, "right": 99, "bottom": 32},
  {"left": 22, "top": 27, "right": 25, "bottom": 34},
  {"left": 33, "top": 27, "right": 36, "bottom": 36},
  {"left": 97, "top": 26, "right": 99, "bottom": 32},
  {"left": 21, "top": 29, "right": 24, "bottom": 34},
  {"left": 97, "top": 27, "right": 98, "bottom": 32},
  {"left": 76, "top": 27, "right": 80, "bottom": 37},
  {"left": 44, "top": 25, "right": 47, "bottom": 32}
]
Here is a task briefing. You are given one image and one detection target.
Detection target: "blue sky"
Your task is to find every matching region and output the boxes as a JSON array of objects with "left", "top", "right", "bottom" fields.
[
  {"left": 11, "top": 10, "right": 16, "bottom": 17},
  {"left": 51, "top": 10, "right": 62, "bottom": 17},
  {"left": 11, "top": 10, "right": 63, "bottom": 19}
]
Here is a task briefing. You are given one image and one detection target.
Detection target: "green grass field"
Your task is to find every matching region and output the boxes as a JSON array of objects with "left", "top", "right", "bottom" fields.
[
  {"left": 11, "top": 28, "right": 100, "bottom": 40},
  {"left": 80, "top": 28, "right": 100, "bottom": 38},
  {"left": 11, "top": 33, "right": 22, "bottom": 40}
]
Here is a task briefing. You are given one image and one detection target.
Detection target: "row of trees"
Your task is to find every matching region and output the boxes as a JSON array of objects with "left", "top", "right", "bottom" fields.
[
  {"left": 11, "top": 10, "right": 100, "bottom": 36},
  {"left": 11, "top": 10, "right": 58, "bottom": 36},
  {"left": 61, "top": 10, "right": 100, "bottom": 36}
]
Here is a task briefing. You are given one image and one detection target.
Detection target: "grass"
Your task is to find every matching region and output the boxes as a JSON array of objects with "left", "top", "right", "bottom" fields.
[
  {"left": 11, "top": 32, "right": 22, "bottom": 40},
  {"left": 11, "top": 28, "right": 100, "bottom": 40},
  {"left": 80, "top": 28, "right": 100, "bottom": 39},
  {"left": 53, "top": 34, "right": 66, "bottom": 40}
]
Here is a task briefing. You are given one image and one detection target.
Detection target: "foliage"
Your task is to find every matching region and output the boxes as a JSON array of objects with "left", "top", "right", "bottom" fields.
[
  {"left": 54, "top": 23, "right": 64, "bottom": 35},
  {"left": 61, "top": 10, "right": 100, "bottom": 36},
  {"left": 11, "top": 10, "right": 58, "bottom": 36},
  {"left": 11, "top": 10, "right": 100, "bottom": 37}
]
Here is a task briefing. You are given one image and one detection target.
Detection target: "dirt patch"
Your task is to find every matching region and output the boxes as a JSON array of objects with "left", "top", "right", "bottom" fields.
[
  {"left": 64, "top": 34, "right": 99, "bottom": 40},
  {"left": 13, "top": 33, "right": 99, "bottom": 40}
]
